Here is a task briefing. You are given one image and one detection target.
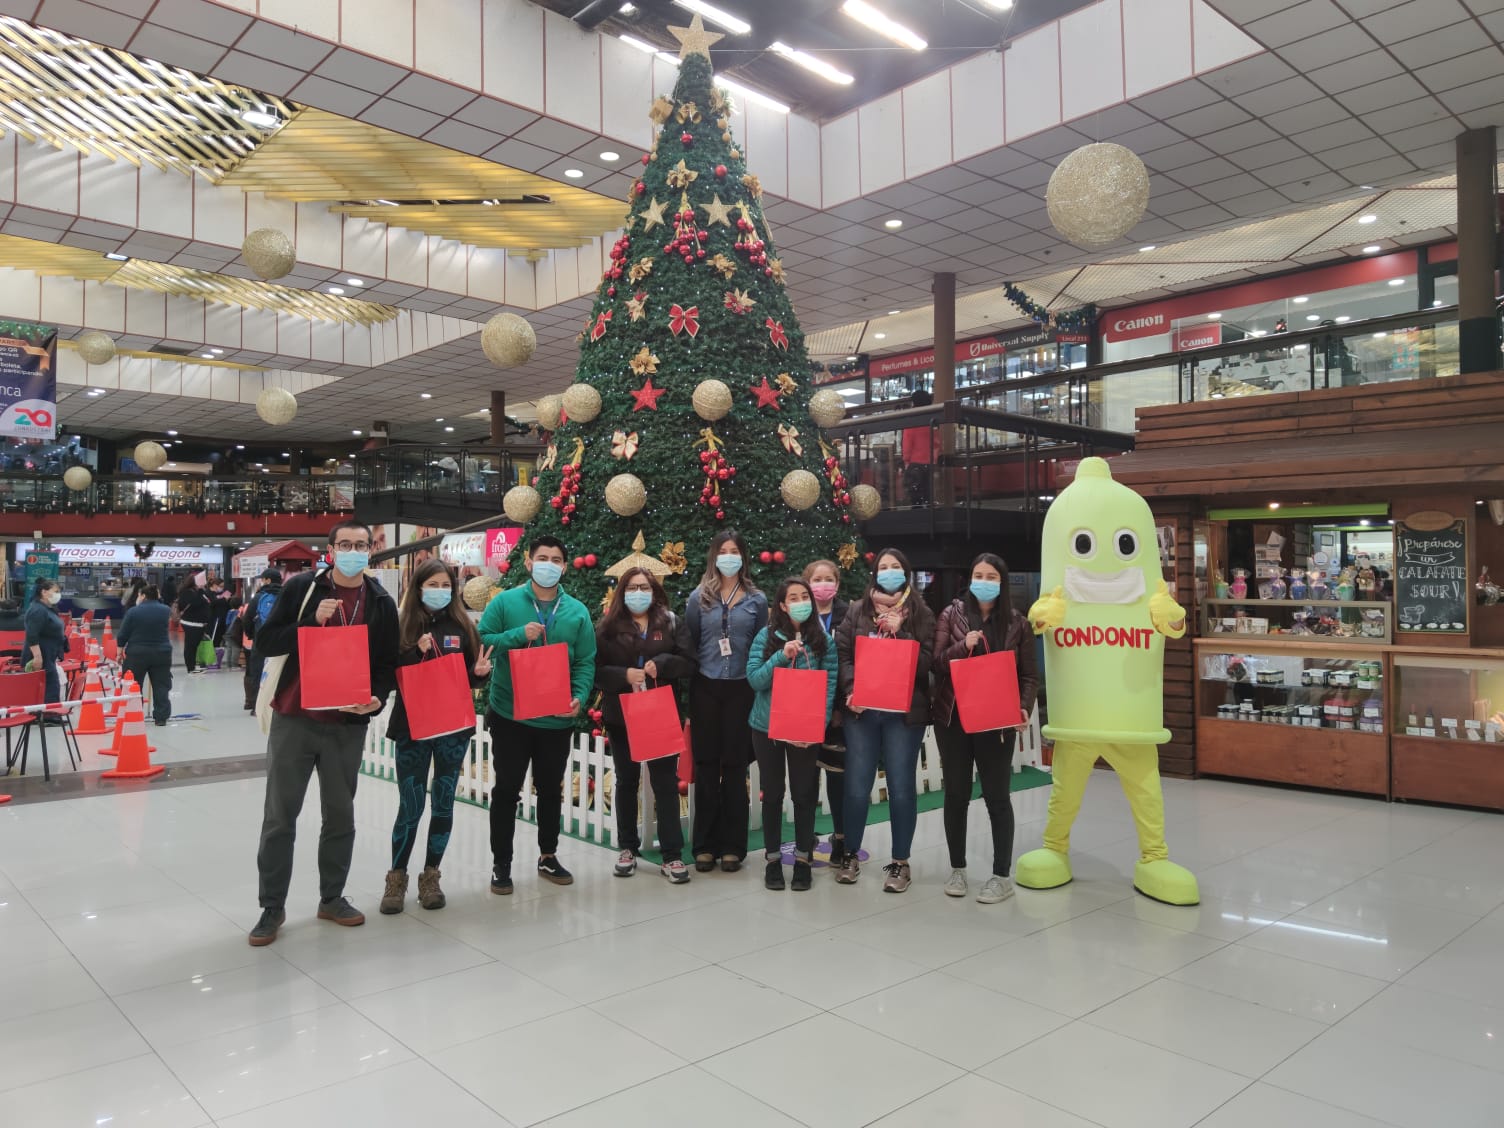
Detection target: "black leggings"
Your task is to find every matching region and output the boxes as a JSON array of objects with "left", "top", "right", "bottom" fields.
[
  {"left": 608, "top": 723, "right": 685, "bottom": 863},
  {"left": 182, "top": 625, "right": 206, "bottom": 672},
  {"left": 751, "top": 729, "right": 820, "bottom": 859},
  {"left": 689, "top": 674, "right": 754, "bottom": 860},
  {"left": 936, "top": 718, "right": 1016, "bottom": 876}
]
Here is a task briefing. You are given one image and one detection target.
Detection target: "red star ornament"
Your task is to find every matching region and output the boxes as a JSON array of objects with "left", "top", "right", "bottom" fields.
[
  {"left": 765, "top": 317, "right": 788, "bottom": 350},
  {"left": 590, "top": 310, "right": 612, "bottom": 341},
  {"left": 750, "top": 376, "right": 783, "bottom": 411},
  {"left": 668, "top": 303, "right": 700, "bottom": 337},
  {"left": 631, "top": 376, "right": 668, "bottom": 411}
]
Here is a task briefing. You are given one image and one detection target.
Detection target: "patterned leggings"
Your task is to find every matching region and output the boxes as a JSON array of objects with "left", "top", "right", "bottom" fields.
[{"left": 391, "top": 732, "right": 472, "bottom": 871}]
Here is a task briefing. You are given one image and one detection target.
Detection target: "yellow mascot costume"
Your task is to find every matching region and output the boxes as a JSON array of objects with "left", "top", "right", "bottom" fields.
[{"left": 1016, "top": 456, "right": 1199, "bottom": 905}]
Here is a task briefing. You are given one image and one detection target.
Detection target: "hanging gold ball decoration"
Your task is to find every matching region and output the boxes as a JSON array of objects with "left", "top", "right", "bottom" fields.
[
  {"left": 850, "top": 484, "right": 882, "bottom": 521},
  {"left": 781, "top": 469, "right": 820, "bottom": 511},
  {"left": 481, "top": 312, "right": 537, "bottom": 368},
  {"left": 808, "top": 389, "right": 847, "bottom": 429},
  {"left": 503, "top": 484, "right": 542, "bottom": 524},
  {"left": 560, "top": 383, "right": 602, "bottom": 423},
  {"left": 1046, "top": 143, "right": 1150, "bottom": 248},
  {"left": 606, "top": 473, "right": 647, "bottom": 516},
  {"left": 75, "top": 331, "right": 116, "bottom": 365},
  {"left": 133, "top": 441, "right": 168, "bottom": 473},
  {"left": 463, "top": 575, "right": 499, "bottom": 611},
  {"left": 62, "top": 466, "right": 93, "bottom": 491},
  {"left": 241, "top": 227, "right": 296, "bottom": 280},
  {"left": 535, "top": 394, "right": 563, "bottom": 432},
  {"left": 692, "top": 378, "right": 732, "bottom": 421},
  {"left": 255, "top": 386, "right": 298, "bottom": 425}
]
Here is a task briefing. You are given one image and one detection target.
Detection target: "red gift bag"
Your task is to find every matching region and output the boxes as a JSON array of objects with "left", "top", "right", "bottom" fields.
[
  {"left": 621, "top": 683, "right": 687, "bottom": 762},
  {"left": 951, "top": 645, "right": 1022, "bottom": 734},
  {"left": 768, "top": 663, "right": 829, "bottom": 744},
  {"left": 849, "top": 634, "right": 919, "bottom": 713},
  {"left": 397, "top": 651, "right": 477, "bottom": 740},
  {"left": 297, "top": 624, "right": 372, "bottom": 709},
  {"left": 509, "top": 641, "right": 572, "bottom": 720}
]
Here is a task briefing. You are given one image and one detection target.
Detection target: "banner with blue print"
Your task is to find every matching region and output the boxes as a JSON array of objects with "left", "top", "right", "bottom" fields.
[{"left": 0, "top": 318, "right": 57, "bottom": 440}]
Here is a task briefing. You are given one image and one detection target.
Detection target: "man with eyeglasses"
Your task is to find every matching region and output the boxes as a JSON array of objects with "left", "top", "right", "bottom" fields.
[{"left": 247, "top": 519, "right": 399, "bottom": 947}]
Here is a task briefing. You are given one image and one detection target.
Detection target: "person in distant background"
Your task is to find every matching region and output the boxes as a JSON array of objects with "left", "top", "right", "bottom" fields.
[
  {"left": 118, "top": 585, "right": 173, "bottom": 727},
  {"left": 175, "top": 569, "right": 213, "bottom": 675},
  {"left": 902, "top": 388, "right": 934, "bottom": 506},
  {"left": 242, "top": 569, "right": 284, "bottom": 711}
]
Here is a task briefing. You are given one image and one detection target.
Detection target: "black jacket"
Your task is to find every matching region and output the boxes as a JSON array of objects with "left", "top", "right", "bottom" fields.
[
  {"left": 387, "top": 606, "right": 486, "bottom": 742},
  {"left": 835, "top": 594, "right": 936, "bottom": 727},
  {"left": 255, "top": 568, "right": 399, "bottom": 726},
  {"left": 175, "top": 586, "right": 213, "bottom": 628},
  {"left": 818, "top": 597, "right": 850, "bottom": 742},
  {"left": 595, "top": 612, "right": 693, "bottom": 728},
  {"left": 118, "top": 600, "right": 172, "bottom": 655},
  {"left": 23, "top": 599, "right": 65, "bottom": 664}
]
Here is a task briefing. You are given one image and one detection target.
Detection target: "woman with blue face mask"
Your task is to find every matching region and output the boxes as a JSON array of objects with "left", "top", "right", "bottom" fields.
[
  {"left": 679, "top": 529, "right": 768, "bottom": 872},
  {"left": 380, "top": 558, "right": 493, "bottom": 914},
  {"left": 595, "top": 566, "right": 695, "bottom": 883},
  {"left": 931, "top": 553, "right": 1039, "bottom": 905}
]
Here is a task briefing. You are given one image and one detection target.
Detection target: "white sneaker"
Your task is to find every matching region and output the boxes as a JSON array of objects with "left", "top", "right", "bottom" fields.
[
  {"left": 943, "top": 868, "right": 967, "bottom": 898},
  {"left": 613, "top": 849, "right": 637, "bottom": 877},
  {"left": 976, "top": 875, "right": 1015, "bottom": 904}
]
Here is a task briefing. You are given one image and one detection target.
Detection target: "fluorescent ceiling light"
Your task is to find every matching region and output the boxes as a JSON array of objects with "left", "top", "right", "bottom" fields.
[
  {"left": 884, "top": 218, "right": 903, "bottom": 229},
  {"left": 769, "top": 40, "right": 854, "bottom": 85},
  {"left": 1388, "top": 278, "right": 1404, "bottom": 286},
  {"left": 1292, "top": 296, "right": 1308, "bottom": 303},
  {"left": 716, "top": 76, "right": 790, "bottom": 114},
  {"left": 104, "top": 252, "right": 129, "bottom": 261},
  {"left": 240, "top": 106, "right": 279, "bottom": 128},
  {"left": 352, "top": 430, "right": 362, "bottom": 436},
  {"left": 235, "top": 444, "right": 245, "bottom": 449},
  {"left": 841, "top": 1, "right": 926, "bottom": 50},
  {"left": 1362, "top": 244, "right": 1382, "bottom": 253},
  {"left": 166, "top": 429, "right": 178, "bottom": 436},
  {"left": 599, "top": 150, "right": 620, "bottom": 162},
  {"left": 328, "top": 286, "right": 345, "bottom": 295},
  {"left": 619, "top": 2, "right": 637, "bottom": 12},
  {"left": 873, "top": 332, "right": 886, "bottom": 339},
  {"left": 673, "top": 0, "right": 751, "bottom": 35},
  {"left": 1306, "top": 314, "right": 1320, "bottom": 322},
  {"left": 420, "top": 392, "right": 432, "bottom": 399},
  {"left": 346, "top": 278, "right": 364, "bottom": 286},
  {"left": 976, "top": 0, "right": 1014, "bottom": 8},
  {"left": 620, "top": 33, "right": 658, "bottom": 54},
  {"left": 888, "top": 309, "right": 900, "bottom": 315},
  {"left": 200, "top": 352, "right": 214, "bottom": 358},
  {"left": 1139, "top": 245, "right": 1156, "bottom": 252},
  {"left": 1357, "top": 214, "right": 1378, "bottom": 224},
  {"left": 564, "top": 168, "right": 584, "bottom": 179},
  {"left": 210, "top": 347, "right": 223, "bottom": 353},
  {"left": 444, "top": 426, "right": 455, "bottom": 433},
  {"left": 1249, "top": 329, "right": 1267, "bottom": 337},
  {"left": 1335, "top": 315, "right": 1351, "bottom": 323},
  {"left": 1207, "top": 313, "right": 1221, "bottom": 320}
]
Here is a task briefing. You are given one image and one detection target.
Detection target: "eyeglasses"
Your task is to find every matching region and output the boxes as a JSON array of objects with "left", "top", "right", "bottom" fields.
[{"left": 333, "top": 541, "right": 371, "bottom": 553}]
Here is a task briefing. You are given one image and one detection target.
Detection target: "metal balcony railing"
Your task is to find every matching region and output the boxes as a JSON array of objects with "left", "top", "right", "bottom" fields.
[
  {"left": 353, "top": 445, "right": 515, "bottom": 512},
  {"left": 0, "top": 474, "right": 356, "bottom": 516}
]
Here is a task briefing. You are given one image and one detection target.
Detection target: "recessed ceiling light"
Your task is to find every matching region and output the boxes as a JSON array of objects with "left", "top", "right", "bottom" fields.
[
  {"left": 240, "top": 106, "right": 279, "bottom": 128},
  {"left": 977, "top": 0, "right": 1013, "bottom": 8},
  {"left": 435, "top": 418, "right": 444, "bottom": 423},
  {"left": 166, "top": 430, "right": 178, "bottom": 436},
  {"left": 619, "top": 1, "right": 637, "bottom": 12},
  {"left": 1357, "top": 214, "right": 1378, "bottom": 224},
  {"left": 887, "top": 309, "right": 901, "bottom": 315},
  {"left": 346, "top": 278, "right": 364, "bottom": 287},
  {"left": 281, "top": 452, "right": 291, "bottom": 457},
  {"left": 166, "top": 462, "right": 176, "bottom": 468},
  {"left": 563, "top": 168, "right": 584, "bottom": 179},
  {"left": 1268, "top": 502, "right": 1281, "bottom": 510},
  {"left": 1335, "top": 315, "right": 1351, "bottom": 323},
  {"left": 352, "top": 430, "right": 362, "bottom": 436},
  {"left": 104, "top": 252, "right": 129, "bottom": 262},
  {"left": 599, "top": 150, "right": 620, "bottom": 162},
  {"left": 210, "top": 347, "right": 223, "bottom": 354},
  {"left": 1433, "top": 299, "right": 1445, "bottom": 307},
  {"left": 1249, "top": 329, "right": 1267, "bottom": 337},
  {"left": 328, "top": 286, "right": 344, "bottom": 295},
  {"left": 1292, "top": 296, "right": 1308, "bottom": 304},
  {"left": 769, "top": 40, "right": 854, "bottom": 84},
  {"left": 420, "top": 392, "right": 432, "bottom": 399},
  {"left": 200, "top": 353, "right": 215, "bottom": 358},
  {"left": 1306, "top": 314, "right": 1320, "bottom": 322},
  {"left": 1373, "top": 331, "right": 1387, "bottom": 339},
  {"left": 1139, "top": 245, "right": 1156, "bottom": 253},
  {"left": 840, "top": 0, "right": 926, "bottom": 50},
  {"left": 1207, "top": 313, "right": 1221, "bottom": 320},
  {"left": 1360, "top": 184, "right": 1375, "bottom": 190},
  {"left": 873, "top": 332, "right": 887, "bottom": 339},
  {"left": 884, "top": 218, "right": 903, "bottom": 229},
  {"left": 1388, "top": 278, "right": 1405, "bottom": 286},
  {"left": 235, "top": 444, "right": 245, "bottom": 449},
  {"left": 672, "top": 0, "right": 751, "bottom": 35},
  {"left": 1362, "top": 244, "right": 1382, "bottom": 253},
  {"left": 444, "top": 426, "right": 455, "bottom": 432},
  {"left": 845, "top": 355, "right": 859, "bottom": 361}
]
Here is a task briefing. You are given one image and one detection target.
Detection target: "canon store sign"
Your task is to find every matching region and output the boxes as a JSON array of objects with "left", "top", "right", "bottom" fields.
[{"left": 1104, "top": 312, "right": 1169, "bottom": 342}]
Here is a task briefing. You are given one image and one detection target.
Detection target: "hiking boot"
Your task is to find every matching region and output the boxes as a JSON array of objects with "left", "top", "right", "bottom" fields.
[
  {"left": 694, "top": 853, "right": 716, "bottom": 873},
  {"left": 661, "top": 859, "right": 691, "bottom": 884},
  {"left": 944, "top": 868, "right": 968, "bottom": 898},
  {"left": 976, "top": 875, "right": 1015, "bottom": 905},
  {"left": 317, "top": 897, "right": 365, "bottom": 926},
  {"left": 247, "top": 908, "right": 284, "bottom": 947},
  {"left": 836, "top": 854, "right": 860, "bottom": 884},
  {"left": 614, "top": 849, "right": 638, "bottom": 877},
  {"left": 417, "top": 866, "right": 446, "bottom": 910},
  {"left": 764, "top": 859, "right": 785, "bottom": 890},
  {"left": 720, "top": 855, "right": 742, "bottom": 873},
  {"left": 538, "top": 855, "right": 574, "bottom": 885},
  {"left": 379, "top": 869, "right": 408, "bottom": 915},
  {"left": 882, "top": 862, "right": 912, "bottom": 894},
  {"left": 791, "top": 859, "right": 813, "bottom": 891},
  {"left": 490, "top": 866, "right": 514, "bottom": 895}
]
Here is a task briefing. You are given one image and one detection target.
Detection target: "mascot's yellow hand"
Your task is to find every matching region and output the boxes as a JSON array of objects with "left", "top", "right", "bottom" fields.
[
  {"left": 1149, "top": 579, "right": 1187, "bottom": 638},
  {"left": 1029, "top": 585, "right": 1068, "bottom": 632}
]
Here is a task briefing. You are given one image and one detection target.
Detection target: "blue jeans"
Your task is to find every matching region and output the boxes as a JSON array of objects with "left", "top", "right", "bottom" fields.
[{"left": 842, "top": 710, "right": 925, "bottom": 859}]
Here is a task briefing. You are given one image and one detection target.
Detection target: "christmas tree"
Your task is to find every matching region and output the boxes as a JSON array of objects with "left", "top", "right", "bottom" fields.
[{"left": 500, "top": 14, "right": 875, "bottom": 611}]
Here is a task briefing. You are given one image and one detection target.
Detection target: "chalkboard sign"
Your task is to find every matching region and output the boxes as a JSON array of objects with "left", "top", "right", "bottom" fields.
[{"left": 1396, "top": 517, "right": 1468, "bottom": 633}]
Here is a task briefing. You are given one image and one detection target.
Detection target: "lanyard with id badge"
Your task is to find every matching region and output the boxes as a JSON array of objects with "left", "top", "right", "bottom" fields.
[{"left": 718, "top": 582, "right": 741, "bottom": 660}]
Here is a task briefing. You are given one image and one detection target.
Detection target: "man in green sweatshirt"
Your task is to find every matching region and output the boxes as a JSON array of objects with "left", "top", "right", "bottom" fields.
[{"left": 478, "top": 535, "right": 597, "bottom": 893}]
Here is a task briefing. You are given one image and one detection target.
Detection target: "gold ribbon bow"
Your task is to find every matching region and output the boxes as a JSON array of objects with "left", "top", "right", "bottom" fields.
[
  {"left": 777, "top": 424, "right": 802, "bottom": 457},
  {"left": 611, "top": 430, "right": 639, "bottom": 460}
]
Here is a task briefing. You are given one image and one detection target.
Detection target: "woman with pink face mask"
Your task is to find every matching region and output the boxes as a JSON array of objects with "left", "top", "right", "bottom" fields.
[{"left": 802, "top": 559, "right": 850, "bottom": 869}]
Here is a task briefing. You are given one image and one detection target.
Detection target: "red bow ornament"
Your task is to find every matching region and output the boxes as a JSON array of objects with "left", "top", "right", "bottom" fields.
[
  {"left": 590, "top": 310, "right": 612, "bottom": 342},
  {"left": 765, "top": 318, "right": 788, "bottom": 350},
  {"left": 669, "top": 303, "right": 700, "bottom": 337}
]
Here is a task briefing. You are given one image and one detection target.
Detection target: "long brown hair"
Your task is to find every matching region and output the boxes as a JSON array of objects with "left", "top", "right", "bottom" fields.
[
  {"left": 599, "top": 566, "right": 674, "bottom": 636},
  {"left": 697, "top": 528, "right": 759, "bottom": 608},
  {"left": 399, "top": 558, "right": 480, "bottom": 656},
  {"left": 763, "top": 577, "right": 827, "bottom": 662}
]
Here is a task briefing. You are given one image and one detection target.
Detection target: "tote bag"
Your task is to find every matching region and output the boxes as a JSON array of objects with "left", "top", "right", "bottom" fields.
[
  {"left": 397, "top": 650, "right": 477, "bottom": 739},
  {"left": 298, "top": 624, "right": 372, "bottom": 709},
  {"left": 849, "top": 634, "right": 919, "bottom": 713},
  {"left": 255, "top": 582, "right": 317, "bottom": 734},
  {"left": 509, "top": 637, "right": 572, "bottom": 720},
  {"left": 621, "top": 682, "right": 687, "bottom": 761},
  {"left": 768, "top": 655, "right": 828, "bottom": 744},
  {"left": 950, "top": 644, "right": 1022, "bottom": 734},
  {"left": 194, "top": 637, "right": 217, "bottom": 668}
]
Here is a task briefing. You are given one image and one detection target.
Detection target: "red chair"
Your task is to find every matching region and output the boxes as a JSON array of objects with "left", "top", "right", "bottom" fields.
[
  {"left": 0, "top": 630, "right": 24, "bottom": 662},
  {"left": 0, "top": 671, "right": 77, "bottom": 782},
  {"left": 61, "top": 634, "right": 88, "bottom": 698}
]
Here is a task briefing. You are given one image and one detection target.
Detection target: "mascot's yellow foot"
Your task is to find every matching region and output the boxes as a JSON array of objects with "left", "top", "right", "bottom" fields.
[
  {"left": 1134, "top": 859, "right": 1200, "bottom": 905},
  {"left": 1015, "top": 848, "right": 1073, "bottom": 890}
]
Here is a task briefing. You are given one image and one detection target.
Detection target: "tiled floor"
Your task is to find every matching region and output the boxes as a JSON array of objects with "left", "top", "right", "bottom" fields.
[{"left": 3, "top": 672, "right": 1504, "bottom": 1126}]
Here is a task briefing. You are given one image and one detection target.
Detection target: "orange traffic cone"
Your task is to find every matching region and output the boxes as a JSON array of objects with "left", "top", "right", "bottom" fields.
[
  {"left": 106, "top": 671, "right": 129, "bottom": 724},
  {"left": 0, "top": 794, "right": 10, "bottom": 804},
  {"left": 101, "top": 707, "right": 163, "bottom": 780},
  {"left": 99, "top": 676, "right": 154, "bottom": 758},
  {"left": 73, "top": 668, "right": 108, "bottom": 735},
  {"left": 102, "top": 621, "right": 117, "bottom": 662}
]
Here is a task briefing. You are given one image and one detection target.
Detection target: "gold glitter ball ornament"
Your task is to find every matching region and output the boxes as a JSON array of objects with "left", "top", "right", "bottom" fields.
[
  {"left": 75, "top": 331, "right": 116, "bottom": 365},
  {"left": 535, "top": 394, "right": 563, "bottom": 432},
  {"left": 133, "top": 441, "right": 168, "bottom": 473},
  {"left": 780, "top": 469, "right": 820, "bottom": 511},
  {"left": 481, "top": 312, "right": 537, "bottom": 368},
  {"left": 850, "top": 483, "right": 882, "bottom": 521},
  {"left": 503, "top": 484, "right": 542, "bottom": 524},
  {"left": 1046, "top": 143, "right": 1150, "bottom": 248},
  {"left": 560, "top": 383, "right": 602, "bottom": 423},
  {"left": 241, "top": 227, "right": 296, "bottom": 280},
  {"left": 606, "top": 473, "right": 647, "bottom": 516},
  {"left": 692, "top": 379, "right": 733, "bottom": 421},
  {"left": 808, "top": 389, "right": 847, "bottom": 429},
  {"left": 255, "top": 386, "right": 298, "bottom": 425},
  {"left": 463, "top": 575, "right": 499, "bottom": 611},
  {"left": 62, "top": 466, "right": 93, "bottom": 491}
]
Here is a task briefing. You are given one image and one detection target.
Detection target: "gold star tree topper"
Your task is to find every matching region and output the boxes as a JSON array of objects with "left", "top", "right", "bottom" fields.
[{"left": 668, "top": 12, "right": 725, "bottom": 60}]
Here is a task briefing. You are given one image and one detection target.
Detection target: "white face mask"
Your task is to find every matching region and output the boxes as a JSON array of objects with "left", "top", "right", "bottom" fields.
[{"left": 44, "top": 591, "right": 61, "bottom": 606}]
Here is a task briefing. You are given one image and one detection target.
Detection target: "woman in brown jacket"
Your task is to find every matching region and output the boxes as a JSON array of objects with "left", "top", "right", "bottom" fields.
[{"left": 931, "top": 552, "right": 1039, "bottom": 905}]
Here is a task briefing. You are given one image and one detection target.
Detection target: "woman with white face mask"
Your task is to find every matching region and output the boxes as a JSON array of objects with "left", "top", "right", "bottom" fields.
[
  {"left": 24, "top": 578, "right": 66, "bottom": 706},
  {"left": 679, "top": 530, "right": 768, "bottom": 872}
]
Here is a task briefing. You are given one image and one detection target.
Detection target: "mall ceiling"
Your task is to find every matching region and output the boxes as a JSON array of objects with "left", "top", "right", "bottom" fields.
[{"left": 0, "top": 0, "right": 1497, "bottom": 447}]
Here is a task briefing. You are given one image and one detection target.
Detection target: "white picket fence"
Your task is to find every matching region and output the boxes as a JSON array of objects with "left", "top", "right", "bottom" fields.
[{"left": 359, "top": 705, "right": 1044, "bottom": 854}]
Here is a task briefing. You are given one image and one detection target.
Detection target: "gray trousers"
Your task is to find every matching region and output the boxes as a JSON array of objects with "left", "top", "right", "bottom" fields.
[{"left": 257, "top": 711, "right": 366, "bottom": 910}]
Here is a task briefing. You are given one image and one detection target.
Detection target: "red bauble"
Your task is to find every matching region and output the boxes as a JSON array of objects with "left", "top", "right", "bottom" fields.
[
  {"left": 717, "top": 467, "right": 729, "bottom": 480},
  {"left": 641, "top": 153, "right": 650, "bottom": 165},
  {"left": 573, "top": 556, "right": 585, "bottom": 569},
  {"left": 585, "top": 553, "right": 598, "bottom": 567},
  {"left": 607, "top": 286, "right": 616, "bottom": 297},
  {"left": 531, "top": 475, "right": 538, "bottom": 485},
  {"left": 842, "top": 515, "right": 852, "bottom": 524},
  {"left": 697, "top": 229, "right": 708, "bottom": 240},
  {"left": 699, "top": 450, "right": 711, "bottom": 462},
  {"left": 697, "top": 249, "right": 707, "bottom": 259},
  {"left": 774, "top": 551, "right": 786, "bottom": 564},
  {"left": 764, "top": 268, "right": 773, "bottom": 277},
  {"left": 715, "top": 164, "right": 727, "bottom": 178},
  {"left": 681, "top": 131, "right": 693, "bottom": 145},
  {"left": 499, "top": 561, "right": 510, "bottom": 573},
  {"left": 663, "top": 243, "right": 674, "bottom": 254},
  {"left": 678, "top": 780, "right": 689, "bottom": 796},
  {"left": 759, "top": 551, "right": 772, "bottom": 564},
  {"left": 564, "top": 503, "right": 575, "bottom": 515},
  {"left": 715, "top": 509, "right": 725, "bottom": 520},
  {"left": 864, "top": 552, "right": 875, "bottom": 562},
  {"left": 591, "top": 728, "right": 602, "bottom": 738},
  {"left": 635, "top": 182, "right": 645, "bottom": 195},
  {"left": 562, "top": 515, "right": 571, "bottom": 525},
  {"left": 683, "top": 255, "right": 694, "bottom": 264},
  {"left": 550, "top": 497, "right": 562, "bottom": 509}
]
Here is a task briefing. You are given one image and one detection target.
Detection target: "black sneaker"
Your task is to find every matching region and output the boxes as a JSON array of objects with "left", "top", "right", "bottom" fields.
[
  {"left": 247, "top": 908, "right": 284, "bottom": 947},
  {"left": 317, "top": 897, "right": 365, "bottom": 926},
  {"left": 490, "top": 867, "right": 514, "bottom": 895},
  {"left": 791, "top": 860, "right": 813, "bottom": 891},
  {"left": 817, "top": 744, "right": 845, "bottom": 773},
  {"left": 828, "top": 837, "right": 847, "bottom": 870},
  {"left": 694, "top": 854, "right": 716, "bottom": 873},
  {"left": 720, "top": 855, "right": 742, "bottom": 873},
  {"left": 538, "top": 855, "right": 574, "bottom": 885},
  {"left": 764, "top": 859, "right": 786, "bottom": 890}
]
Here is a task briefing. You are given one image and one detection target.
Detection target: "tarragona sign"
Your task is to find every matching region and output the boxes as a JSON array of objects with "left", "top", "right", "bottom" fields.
[{"left": 14, "top": 542, "right": 221, "bottom": 565}]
